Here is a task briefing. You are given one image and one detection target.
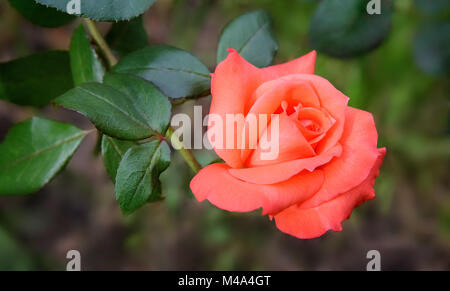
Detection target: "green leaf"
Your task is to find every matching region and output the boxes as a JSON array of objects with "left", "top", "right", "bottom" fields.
[
  {"left": 70, "top": 25, "right": 106, "bottom": 86},
  {"left": 34, "top": 0, "right": 157, "bottom": 21},
  {"left": 0, "top": 51, "right": 73, "bottom": 107},
  {"left": 0, "top": 117, "right": 87, "bottom": 195},
  {"left": 217, "top": 10, "right": 278, "bottom": 68},
  {"left": 106, "top": 16, "right": 148, "bottom": 56},
  {"left": 413, "top": 21, "right": 450, "bottom": 76},
  {"left": 101, "top": 135, "right": 137, "bottom": 182},
  {"left": 7, "top": 0, "right": 74, "bottom": 28},
  {"left": 54, "top": 83, "right": 151, "bottom": 140},
  {"left": 112, "top": 45, "right": 211, "bottom": 99},
  {"left": 103, "top": 73, "right": 171, "bottom": 134},
  {"left": 115, "top": 141, "right": 170, "bottom": 214},
  {"left": 309, "top": 0, "right": 393, "bottom": 58},
  {"left": 55, "top": 75, "right": 171, "bottom": 140}
]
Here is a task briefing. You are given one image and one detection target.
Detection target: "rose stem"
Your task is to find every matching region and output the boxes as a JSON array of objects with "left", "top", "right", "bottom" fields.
[
  {"left": 83, "top": 18, "right": 118, "bottom": 68},
  {"left": 83, "top": 20, "right": 202, "bottom": 174},
  {"left": 165, "top": 127, "right": 202, "bottom": 174}
]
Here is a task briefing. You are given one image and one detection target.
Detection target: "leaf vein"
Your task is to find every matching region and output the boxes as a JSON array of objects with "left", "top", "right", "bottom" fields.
[{"left": 2, "top": 131, "right": 88, "bottom": 170}]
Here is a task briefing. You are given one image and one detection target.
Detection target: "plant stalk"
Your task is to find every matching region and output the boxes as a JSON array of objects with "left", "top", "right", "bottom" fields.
[
  {"left": 83, "top": 18, "right": 118, "bottom": 68},
  {"left": 82, "top": 20, "right": 202, "bottom": 174},
  {"left": 165, "top": 127, "right": 202, "bottom": 174}
]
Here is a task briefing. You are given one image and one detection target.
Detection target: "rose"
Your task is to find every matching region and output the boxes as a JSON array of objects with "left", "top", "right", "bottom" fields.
[{"left": 190, "top": 49, "right": 386, "bottom": 239}]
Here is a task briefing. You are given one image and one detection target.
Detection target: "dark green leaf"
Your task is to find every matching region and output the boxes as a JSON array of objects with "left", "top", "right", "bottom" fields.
[
  {"left": 34, "top": 0, "right": 156, "bottom": 21},
  {"left": 217, "top": 10, "right": 278, "bottom": 68},
  {"left": 309, "top": 0, "right": 393, "bottom": 58},
  {"left": 112, "top": 45, "right": 211, "bottom": 99},
  {"left": 54, "top": 83, "right": 153, "bottom": 140},
  {"left": 413, "top": 21, "right": 450, "bottom": 76},
  {"left": 115, "top": 141, "right": 170, "bottom": 214},
  {"left": 70, "top": 25, "right": 105, "bottom": 86},
  {"left": 106, "top": 16, "right": 148, "bottom": 56},
  {"left": 55, "top": 76, "right": 171, "bottom": 139},
  {"left": 103, "top": 73, "right": 171, "bottom": 134},
  {"left": 0, "top": 51, "right": 73, "bottom": 107},
  {"left": 8, "top": 0, "right": 74, "bottom": 28},
  {"left": 0, "top": 117, "right": 87, "bottom": 195},
  {"left": 101, "top": 135, "right": 137, "bottom": 182}
]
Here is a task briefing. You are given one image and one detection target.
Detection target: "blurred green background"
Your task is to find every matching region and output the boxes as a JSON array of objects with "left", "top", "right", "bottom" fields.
[{"left": 0, "top": 0, "right": 449, "bottom": 270}]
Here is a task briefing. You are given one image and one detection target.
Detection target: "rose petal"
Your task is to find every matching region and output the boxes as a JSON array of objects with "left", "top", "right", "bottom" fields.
[
  {"left": 210, "top": 50, "right": 318, "bottom": 168},
  {"left": 190, "top": 163, "right": 324, "bottom": 215},
  {"left": 299, "top": 107, "right": 380, "bottom": 209},
  {"left": 245, "top": 113, "right": 315, "bottom": 167},
  {"left": 267, "top": 74, "right": 349, "bottom": 154},
  {"left": 301, "top": 75, "right": 349, "bottom": 154},
  {"left": 209, "top": 49, "right": 260, "bottom": 168},
  {"left": 246, "top": 78, "right": 321, "bottom": 117},
  {"left": 293, "top": 107, "right": 335, "bottom": 143},
  {"left": 244, "top": 75, "right": 348, "bottom": 151},
  {"left": 240, "top": 78, "right": 322, "bottom": 162},
  {"left": 260, "top": 50, "right": 316, "bottom": 80},
  {"left": 274, "top": 148, "right": 386, "bottom": 239},
  {"left": 229, "top": 144, "right": 342, "bottom": 185}
]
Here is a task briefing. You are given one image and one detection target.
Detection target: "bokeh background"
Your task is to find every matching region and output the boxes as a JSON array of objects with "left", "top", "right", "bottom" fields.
[{"left": 0, "top": 0, "right": 449, "bottom": 270}]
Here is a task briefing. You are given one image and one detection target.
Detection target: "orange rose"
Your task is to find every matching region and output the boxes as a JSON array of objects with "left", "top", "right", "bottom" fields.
[{"left": 190, "top": 49, "right": 386, "bottom": 239}]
